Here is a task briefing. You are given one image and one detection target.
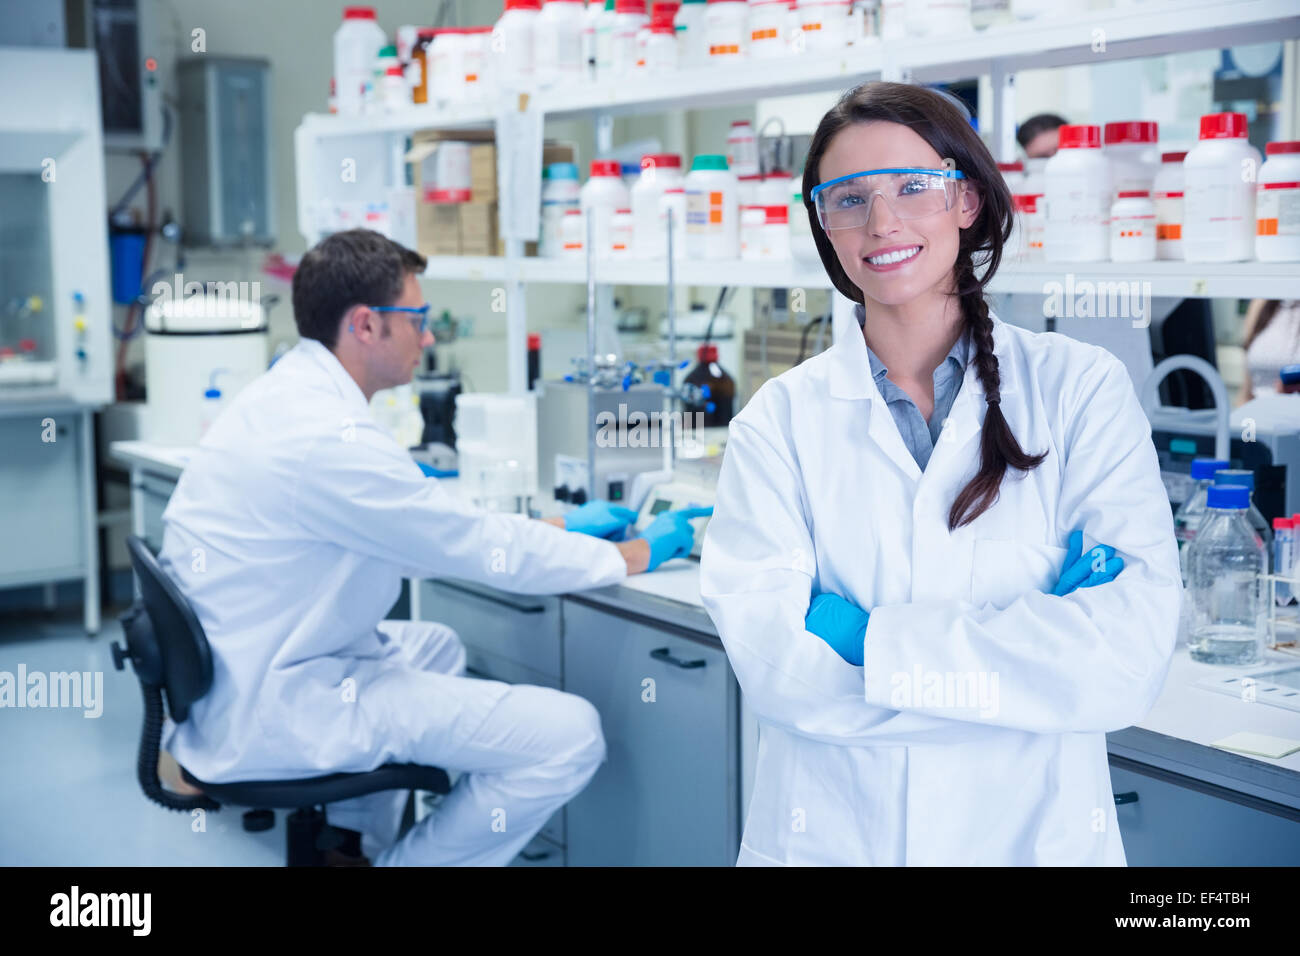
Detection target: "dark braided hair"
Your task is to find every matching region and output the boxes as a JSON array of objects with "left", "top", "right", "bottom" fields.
[{"left": 802, "top": 81, "right": 1047, "bottom": 531}]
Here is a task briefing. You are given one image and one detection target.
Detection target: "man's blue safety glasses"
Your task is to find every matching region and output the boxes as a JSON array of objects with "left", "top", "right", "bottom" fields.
[
  {"left": 809, "top": 167, "right": 966, "bottom": 231},
  {"left": 369, "top": 303, "right": 432, "bottom": 335}
]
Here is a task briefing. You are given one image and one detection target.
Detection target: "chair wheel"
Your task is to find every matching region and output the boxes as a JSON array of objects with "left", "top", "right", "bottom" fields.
[{"left": 243, "top": 809, "right": 275, "bottom": 832}]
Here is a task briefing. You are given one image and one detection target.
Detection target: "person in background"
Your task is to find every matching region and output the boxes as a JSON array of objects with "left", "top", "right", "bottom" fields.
[
  {"left": 1240, "top": 299, "right": 1300, "bottom": 404},
  {"left": 156, "top": 229, "right": 703, "bottom": 866},
  {"left": 1016, "top": 112, "right": 1069, "bottom": 159}
]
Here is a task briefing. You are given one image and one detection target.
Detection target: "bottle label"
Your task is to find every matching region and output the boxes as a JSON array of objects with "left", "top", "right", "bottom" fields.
[{"left": 1256, "top": 181, "right": 1300, "bottom": 237}]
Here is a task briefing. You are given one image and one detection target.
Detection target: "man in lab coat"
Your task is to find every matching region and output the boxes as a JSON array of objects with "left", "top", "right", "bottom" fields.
[{"left": 157, "top": 229, "right": 680, "bottom": 866}]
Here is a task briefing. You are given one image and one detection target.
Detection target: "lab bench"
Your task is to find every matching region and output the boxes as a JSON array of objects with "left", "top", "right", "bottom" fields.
[{"left": 109, "top": 439, "right": 1300, "bottom": 866}]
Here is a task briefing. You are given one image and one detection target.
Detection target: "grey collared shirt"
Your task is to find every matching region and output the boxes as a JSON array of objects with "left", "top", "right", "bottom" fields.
[{"left": 854, "top": 303, "right": 971, "bottom": 472}]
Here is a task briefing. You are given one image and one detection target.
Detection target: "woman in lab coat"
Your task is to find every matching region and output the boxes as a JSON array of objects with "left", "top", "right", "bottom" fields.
[{"left": 699, "top": 82, "right": 1182, "bottom": 866}]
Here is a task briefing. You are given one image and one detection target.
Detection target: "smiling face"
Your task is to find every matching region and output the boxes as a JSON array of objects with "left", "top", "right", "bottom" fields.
[{"left": 817, "top": 121, "right": 980, "bottom": 310}]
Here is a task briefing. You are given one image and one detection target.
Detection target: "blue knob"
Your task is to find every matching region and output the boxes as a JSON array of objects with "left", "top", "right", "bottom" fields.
[
  {"left": 563, "top": 374, "right": 574, "bottom": 382},
  {"left": 678, "top": 360, "right": 690, "bottom": 370},
  {"left": 701, "top": 384, "right": 711, "bottom": 399},
  {"left": 73, "top": 291, "right": 85, "bottom": 304},
  {"left": 76, "top": 348, "right": 87, "bottom": 361},
  {"left": 706, "top": 402, "right": 716, "bottom": 414},
  {"left": 622, "top": 374, "right": 633, "bottom": 391},
  {"left": 653, "top": 370, "right": 671, "bottom": 386}
]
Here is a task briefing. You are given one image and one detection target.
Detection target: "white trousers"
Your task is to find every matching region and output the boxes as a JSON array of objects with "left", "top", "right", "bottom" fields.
[{"left": 326, "top": 620, "right": 604, "bottom": 866}]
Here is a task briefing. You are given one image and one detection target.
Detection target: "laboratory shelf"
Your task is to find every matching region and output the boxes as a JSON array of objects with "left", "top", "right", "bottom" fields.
[
  {"left": 420, "top": 255, "right": 1300, "bottom": 301},
  {"left": 297, "top": 0, "right": 1299, "bottom": 137}
]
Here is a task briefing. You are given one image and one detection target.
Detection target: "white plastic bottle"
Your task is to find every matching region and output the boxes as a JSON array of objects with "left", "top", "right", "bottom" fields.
[
  {"left": 997, "top": 161, "right": 1025, "bottom": 192},
  {"left": 462, "top": 27, "right": 494, "bottom": 103},
  {"left": 610, "top": 208, "right": 634, "bottom": 256},
  {"left": 685, "top": 153, "right": 739, "bottom": 259},
  {"left": 1110, "top": 191, "right": 1156, "bottom": 262},
  {"left": 334, "top": 6, "right": 387, "bottom": 117},
  {"left": 493, "top": 0, "right": 542, "bottom": 90},
  {"left": 535, "top": 0, "right": 587, "bottom": 86},
  {"left": 381, "top": 64, "right": 408, "bottom": 111},
  {"left": 706, "top": 0, "right": 749, "bottom": 60},
  {"left": 1256, "top": 141, "right": 1300, "bottom": 262},
  {"left": 1103, "top": 120, "right": 1160, "bottom": 202},
  {"left": 749, "top": 0, "right": 791, "bottom": 56},
  {"left": 560, "top": 208, "right": 586, "bottom": 259},
  {"left": 903, "top": 0, "right": 971, "bottom": 36},
  {"left": 1183, "top": 111, "right": 1262, "bottom": 263},
  {"left": 1044, "top": 124, "right": 1110, "bottom": 262},
  {"left": 1011, "top": 193, "right": 1045, "bottom": 261},
  {"left": 594, "top": 0, "right": 618, "bottom": 75},
  {"left": 631, "top": 153, "right": 685, "bottom": 257},
  {"left": 676, "top": 0, "right": 710, "bottom": 66},
  {"left": 726, "top": 120, "right": 760, "bottom": 179},
  {"left": 581, "top": 0, "right": 604, "bottom": 76},
  {"left": 878, "top": 0, "right": 905, "bottom": 38},
  {"left": 641, "top": 7, "right": 678, "bottom": 70},
  {"left": 798, "top": 0, "right": 853, "bottom": 51},
  {"left": 541, "top": 162, "right": 581, "bottom": 257},
  {"left": 610, "top": 0, "right": 649, "bottom": 74},
  {"left": 581, "top": 159, "right": 631, "bottom": 259},
  {"left": 1152, "top": 150, "right": 1186, "bottom": 261}
]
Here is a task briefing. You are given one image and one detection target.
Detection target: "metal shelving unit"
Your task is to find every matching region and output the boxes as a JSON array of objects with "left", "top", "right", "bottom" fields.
[{"left": 294, "top": 0, "right": 1300, "bottom": 392}]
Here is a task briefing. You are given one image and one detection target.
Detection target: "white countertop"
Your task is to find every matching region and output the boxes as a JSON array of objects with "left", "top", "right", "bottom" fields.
[{"left": 108, "top": 439, "right": 194, "bottom": 478}]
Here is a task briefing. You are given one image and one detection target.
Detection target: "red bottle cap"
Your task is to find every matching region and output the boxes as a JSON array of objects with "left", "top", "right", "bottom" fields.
[
  {"left": 343, "top": 6, "right": 377, "bottom": 20},
  {"left": 1057, "top": 125, "right": 1101, "bottom": 149},
  {"left": 590, "top": 159, "right": 621, "bottom": 177},
  {"left": 1265, "top": 141, "right": 1300, "bottom": 155},
  {"left": 641, "top": 153, "right": 682, "bottom": 169},
  {"left": 1116, "top": 190, "right": 1150, "bottom": 199},
  {"left": 1104, "top": 121, "right": 1158, "bottom": 145},
  {"left": 528, "top": 333, "right": 541, "bottom": 350},
  {"left": 698, "top": 343, "right": 718, "bottom": 362},
  {"left": 1198, "top": 112, "right": 1248, "bottom": 140},
  {"left": 997, "top": 161, "right": 1024, "bottom": 172}
]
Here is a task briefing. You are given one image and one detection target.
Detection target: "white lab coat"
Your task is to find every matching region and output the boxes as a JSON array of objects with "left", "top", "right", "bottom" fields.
[
  {"left": 699, "top": 311, "right": 1181, "bottom": 866},
  {"left": 160, "top": 338, "right": 626, "bottom": 784}
]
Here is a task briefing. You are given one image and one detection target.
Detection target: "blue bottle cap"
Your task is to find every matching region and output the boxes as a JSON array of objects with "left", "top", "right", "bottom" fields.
[
  {"left": 1281, "top": 364, "right": 1300, "bottom": 385},
  {"left": 546, "top": 162, "right": 579, "bottom": 181},
  {"left": 1213, "top": 469, "right": 1254, "bottom": 493},
  {"left": 1206, "top": 484, "right": 1249, "bottom": 510},
  {"left": 1190, "top": 457, "right": 1230, "bottom": 480},
  {"left": 205, "top": 388, "right": 221, "bottom": 399}
]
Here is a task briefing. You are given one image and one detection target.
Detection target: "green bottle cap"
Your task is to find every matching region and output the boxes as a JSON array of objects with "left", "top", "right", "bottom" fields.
[
  {"left": 691, "top": 154, "right": 729, "bottom": 172},
  {"left": 379, "top": 45, "right": 397, "bottom": 57}
]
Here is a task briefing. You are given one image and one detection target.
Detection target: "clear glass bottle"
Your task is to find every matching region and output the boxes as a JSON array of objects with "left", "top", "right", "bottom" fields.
[
  {"left": 1186, "top": 484, "right": 1267, "bottom": 666},
  {"left": 1173, "top": 456, "right": 1229, "bottom": 584},
  {"left": 1213, "top": 468, "right": 1272, "bottom": 566}
]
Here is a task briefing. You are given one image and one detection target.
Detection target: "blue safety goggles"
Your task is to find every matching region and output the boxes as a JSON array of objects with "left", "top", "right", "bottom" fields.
[
  {"left": 369, "top": 303, "right": 432, "bottom": 335},
  {"left": 809, "top": 167, "right": 966, "bottom": 231}
]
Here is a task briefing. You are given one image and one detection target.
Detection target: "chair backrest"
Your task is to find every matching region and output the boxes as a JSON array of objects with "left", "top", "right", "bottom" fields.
[{"left": 125, "top": 536, "right": 213, "bottom": 723}]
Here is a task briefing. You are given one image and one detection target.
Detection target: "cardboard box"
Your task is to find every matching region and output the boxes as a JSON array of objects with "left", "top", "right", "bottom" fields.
[
  {"left": 469, "top": 143, "right": 497, "bottom": 203},
  {"left": 459, "top": 201, "right": 498, "bottom": 256},
  {"left": 417, "top": 202, "right": 461, "bottom": 257}
]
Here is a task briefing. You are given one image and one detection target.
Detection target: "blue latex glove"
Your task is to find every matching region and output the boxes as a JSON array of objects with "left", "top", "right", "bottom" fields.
[
  {"left": 564, "top": 500, "right": 640, "bottom": 540},
  {"left": 637, "top": 507, "right": 713, "bottom": 571},
  {"left": 1052, "top": 528, "right": 1125, "bottom": 597},
  {"left": 805, "top": 593, "right": 870, "bottom": 666}
]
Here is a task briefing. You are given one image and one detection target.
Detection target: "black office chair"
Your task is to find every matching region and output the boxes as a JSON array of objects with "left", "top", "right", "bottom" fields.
[{"left": 111, "top": 535, "right": 452, "bottom": 866}]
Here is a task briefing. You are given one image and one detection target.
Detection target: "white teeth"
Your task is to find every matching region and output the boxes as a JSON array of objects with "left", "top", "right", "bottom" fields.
[{"left": 867, "top": 246, "right": 920, "bottom": 265}]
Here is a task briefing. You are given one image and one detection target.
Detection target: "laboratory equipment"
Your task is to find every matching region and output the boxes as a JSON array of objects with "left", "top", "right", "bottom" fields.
[
  {"left": 581, "top": 160, "right": 631, "bottom": 258},
  {"left": 0, "top": 48, "right": 114, "bottom": 634},
  {"left": 333, "top": 6, "right": 386, "bottom": 117},
  {"left": 685, "top": 154, "right": 739, "bottom": 259},
  {"left": 0, "top": 49, "right": 112, "bottom": 403},
  {"left": 177, "top": 57, "right": 275, "bottom": 247},
  {"left": 1102, "top": 120, "right": 1159, "bottom": 200},
  {"left": 536, "top": 0, "right": 587, "bottom": 85},
  {"left": 1186, "top": 484, "right": 1267, "bottom": 666},
  {"left": 632, "top": 473, "right": 717, "bottom": 558},
  {"left": 66, "top": 0, "right": 164, "bottom": 151},
  {"left": 675, "top": 0, "right": 709, "bottom": 66},
  {"left": 705, "top": 0, "right": 749, "bottom": 61},
  {"left": 1146, "top": 357, "right": 1300, "bottom": 529},
  {"left": 454, "top": 392, "right": 539, "bottom": 512},
  {"left": 495, "top": 0, "right": 542, "bottom": 90},
  {"left": 143, "top": 294, "right": 269, "bottom": 445},
  {"left": 1109, "top": 191, "right": 1156, "bottom": 262},
  {"left": 535, "top": 378, "right": 666, "bottom": 504}
]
